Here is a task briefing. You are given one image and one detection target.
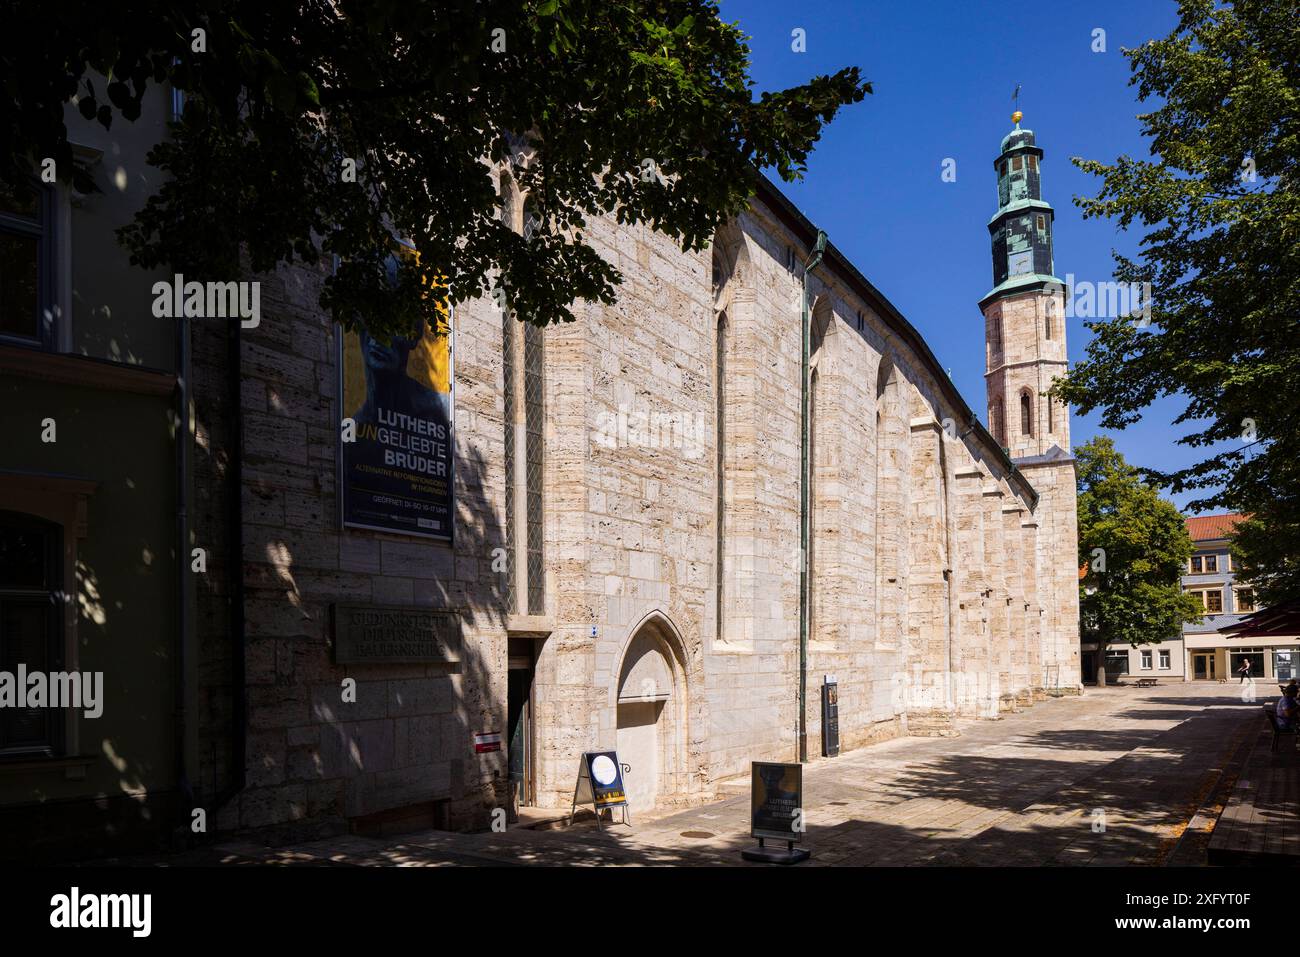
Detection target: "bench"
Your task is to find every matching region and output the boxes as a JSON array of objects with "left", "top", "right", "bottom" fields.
[
  {"left": 1207, "top": 711, "right": 1300, "bottom": 864},
  {"left": 1135, "top": 678, "right": 1158, "bottom": 688}
]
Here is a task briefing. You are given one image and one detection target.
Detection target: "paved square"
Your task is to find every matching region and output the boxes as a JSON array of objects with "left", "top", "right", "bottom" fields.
[{"left": 195, "top": 683, "right": 1262, "bottom": 867}]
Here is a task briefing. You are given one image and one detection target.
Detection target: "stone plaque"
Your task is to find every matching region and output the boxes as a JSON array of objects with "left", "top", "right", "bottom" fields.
[{"left": 331, "top": 604, "right": 461, "bottom": 664}]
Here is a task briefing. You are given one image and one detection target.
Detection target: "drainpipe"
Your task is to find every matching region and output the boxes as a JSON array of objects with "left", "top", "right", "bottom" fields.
[
  {"left": 798, "top": 230, "right": 827, "bottom": 763},
  {"left": 215, "top": 317, "right": 247, "bottom": 812},
  {"left": 174, "top": 312, "right": 194, "bottom": 822}
]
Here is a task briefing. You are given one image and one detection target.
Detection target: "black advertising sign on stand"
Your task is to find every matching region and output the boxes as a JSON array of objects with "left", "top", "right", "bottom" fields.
[{"left": 742, "top": 761, "right": 810, "bottom": 864}]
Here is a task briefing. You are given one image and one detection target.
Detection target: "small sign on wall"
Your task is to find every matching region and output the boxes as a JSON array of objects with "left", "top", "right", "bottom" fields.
[
  {"left": 822, "top": 675, "right": 840, "bottom": 757},
  {"left": 474, "top": 732, "right": 502, "bottom": 754}
]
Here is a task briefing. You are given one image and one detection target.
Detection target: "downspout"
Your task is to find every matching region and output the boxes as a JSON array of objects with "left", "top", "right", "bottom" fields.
[
  {"left": 174, "top": 312, "right": 194, "bottom": 821},
  {"left": 798, "top": 230, "right": 827, "bottom": 764},
  {"left": 215, "top": 317, "right": 246, "bottom": 811}
]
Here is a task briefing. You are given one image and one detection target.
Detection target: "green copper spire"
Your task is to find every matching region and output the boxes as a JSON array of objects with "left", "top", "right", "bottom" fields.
[{"left": 981, "top": 111, "right": 1063, "bottom": 307}]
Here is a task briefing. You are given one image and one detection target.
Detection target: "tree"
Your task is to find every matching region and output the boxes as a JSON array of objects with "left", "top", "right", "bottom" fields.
[
  {"left": 0, "top": 1, "right": 869, "bottom": 341},
  {"left": 1076, "top": 438, "right": 1203, "bottom": 686},
  {"left": 1051, "top": 0, "right": 1300, "bottom": 601},
  {"left": 1232, "top": 504, "right": 1300, "bottom": 608}
]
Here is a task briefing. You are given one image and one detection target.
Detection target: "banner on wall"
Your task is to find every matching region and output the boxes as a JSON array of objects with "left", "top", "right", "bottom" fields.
[{"left": 337, "top": 262, "right": 454, "bottom": 540}]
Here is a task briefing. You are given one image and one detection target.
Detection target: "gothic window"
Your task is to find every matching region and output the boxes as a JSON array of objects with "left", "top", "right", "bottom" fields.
[
  {"left": 1044, "top": 300, "right": 1054, "bottom": 340},
  {"left": 989, "top": 313, "right": 1003, "bottom": 363},
  {"left": 990, "top": 397, "right": 1004, "bottom": 446},
  {"left": 0, "top": 511, "right": 62, "bottom": 755},
  {"left": 1047, "top": 395, "right": 1054, "bottom": 435},
  {"left": 715, "top": 311, "right": 727, "bottom": 642},
  {"left": 1020, "top": 390, "right": 1034, "bottom": 436},
  {"left": 523, "top": 320, "right": 544, "bottom": 614},
  {"left": 875, "top": 358, "right": 901, "bottom": 612},
  {"left": 809, "top": 368, "right": 819, "bottom": 641},
  {"left": 503, "top": 188, "right": 546, "bottom": 616}
]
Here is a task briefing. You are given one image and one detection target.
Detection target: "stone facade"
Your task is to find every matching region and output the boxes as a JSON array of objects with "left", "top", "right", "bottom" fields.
[{"left": 192, "top": 144, "right": 1082, "bottom": 835}]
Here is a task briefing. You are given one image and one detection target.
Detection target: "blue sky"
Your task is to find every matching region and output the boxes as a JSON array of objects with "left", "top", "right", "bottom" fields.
[{"left": 721, "top": 0, "right": 1221, "bottom": 512}]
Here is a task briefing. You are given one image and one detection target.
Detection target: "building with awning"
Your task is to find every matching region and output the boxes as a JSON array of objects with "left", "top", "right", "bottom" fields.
[{"left": 1203, "top": 599, "right": 1300, "bottom": 685}]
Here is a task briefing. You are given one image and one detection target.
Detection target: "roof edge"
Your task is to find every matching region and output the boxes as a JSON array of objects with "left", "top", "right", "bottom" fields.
[{"left": 752, "top": 172, "right": 1039, "bottom": 510}]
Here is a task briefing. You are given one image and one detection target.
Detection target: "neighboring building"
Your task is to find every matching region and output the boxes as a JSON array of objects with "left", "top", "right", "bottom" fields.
[
  {"left": 0, "top": 85, "right": 190, "bottom": 859},
  {"left": 1218, "top": 599, "right": 1300, "bottom": 683},
  {"left": 1, "top": 106, "right": 1083, "bottom": 858},
  {"left": 1180, "top": 513, "right": 1284, "bottom": 682},
  {"left": 1080, "top": 512, "right": 1284, "bottom": 684}
]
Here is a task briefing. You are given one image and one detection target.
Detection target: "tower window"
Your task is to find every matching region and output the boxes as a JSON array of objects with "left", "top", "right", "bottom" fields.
[
  {"left": 1020, "top": 391, "right": 1034, "bottom": 437},
  {"left": 1028, "top": 155, "right": 1038, "bottom": 171},
  {"left": 1036, "top": 215, "right": 1045, "bottom": 232},
  {"left": 1011, "top": 156, "right": 1023, "bottom": 171}
]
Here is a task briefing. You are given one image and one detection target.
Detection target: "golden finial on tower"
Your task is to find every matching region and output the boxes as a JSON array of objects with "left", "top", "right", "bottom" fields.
[{"left": 1011, "top": 109, "right": 1023, "bottom": 125}]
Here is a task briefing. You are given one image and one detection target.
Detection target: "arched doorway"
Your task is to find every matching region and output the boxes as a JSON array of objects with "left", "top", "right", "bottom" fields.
[{"left": 615, "top": 614, "right": 687, "bottom": 813}]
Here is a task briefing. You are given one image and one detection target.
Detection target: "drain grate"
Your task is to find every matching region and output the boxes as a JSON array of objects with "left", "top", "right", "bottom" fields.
[{"left": 680, "top": 830, "right": 715, "bottom": 839}]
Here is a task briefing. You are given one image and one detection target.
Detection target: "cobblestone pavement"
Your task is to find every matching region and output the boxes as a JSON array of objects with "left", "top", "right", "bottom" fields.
[{"left": 190, "top": 682, "right": 1264, "bottom": 867}]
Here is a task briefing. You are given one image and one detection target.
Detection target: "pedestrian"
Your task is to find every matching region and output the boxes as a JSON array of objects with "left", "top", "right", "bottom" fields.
[
  {"left": 1239, "top": 658, "right": 1252, "bottom": 684},
  {"left": 1277, "top": 685, "right": 1299, "bottom": 731}
]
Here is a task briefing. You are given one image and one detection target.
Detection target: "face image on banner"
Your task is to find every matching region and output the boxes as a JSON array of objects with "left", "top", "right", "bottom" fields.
[{"left": 339, "top": 297, "right": 453, "bottom": 540}]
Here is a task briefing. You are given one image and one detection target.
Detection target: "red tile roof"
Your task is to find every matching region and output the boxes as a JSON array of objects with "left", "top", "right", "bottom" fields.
[{"left": 1185, "top": 512, "right": 1246, "bottom": 543}]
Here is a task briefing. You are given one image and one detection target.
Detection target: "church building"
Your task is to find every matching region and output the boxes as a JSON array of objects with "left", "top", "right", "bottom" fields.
[
  {"left": 0, "top": 101, "right": 1082, "bottom": 856},
  {"left": 188, "top": 110, "right": 1082, "bottom": 834}
]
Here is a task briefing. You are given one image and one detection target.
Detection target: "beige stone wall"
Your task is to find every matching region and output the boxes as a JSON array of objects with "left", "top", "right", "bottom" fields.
[{"left": 198, "top": 175, "right": 1082, "bottom": 837}]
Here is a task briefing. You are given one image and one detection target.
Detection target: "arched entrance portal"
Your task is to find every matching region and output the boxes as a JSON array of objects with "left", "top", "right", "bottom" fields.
[{"left": 615, "top": 614, "right": 688, "bottom": 813}]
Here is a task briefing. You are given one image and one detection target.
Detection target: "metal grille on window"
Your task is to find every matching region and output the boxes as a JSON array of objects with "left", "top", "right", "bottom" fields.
[
  {"left": 502, "top": 310, "right": 518, "bottom": 613},
  {"left": 524, "top": 322, "right": 545, "bottom": 615}
]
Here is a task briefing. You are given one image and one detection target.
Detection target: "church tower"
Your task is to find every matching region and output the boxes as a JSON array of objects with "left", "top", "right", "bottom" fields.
[
  {"left": 981, "top": 110, "right": 1069, "bottom": 459},
  {"left": 980, "top": 110, "right": 1082, "bottom": 692}
]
